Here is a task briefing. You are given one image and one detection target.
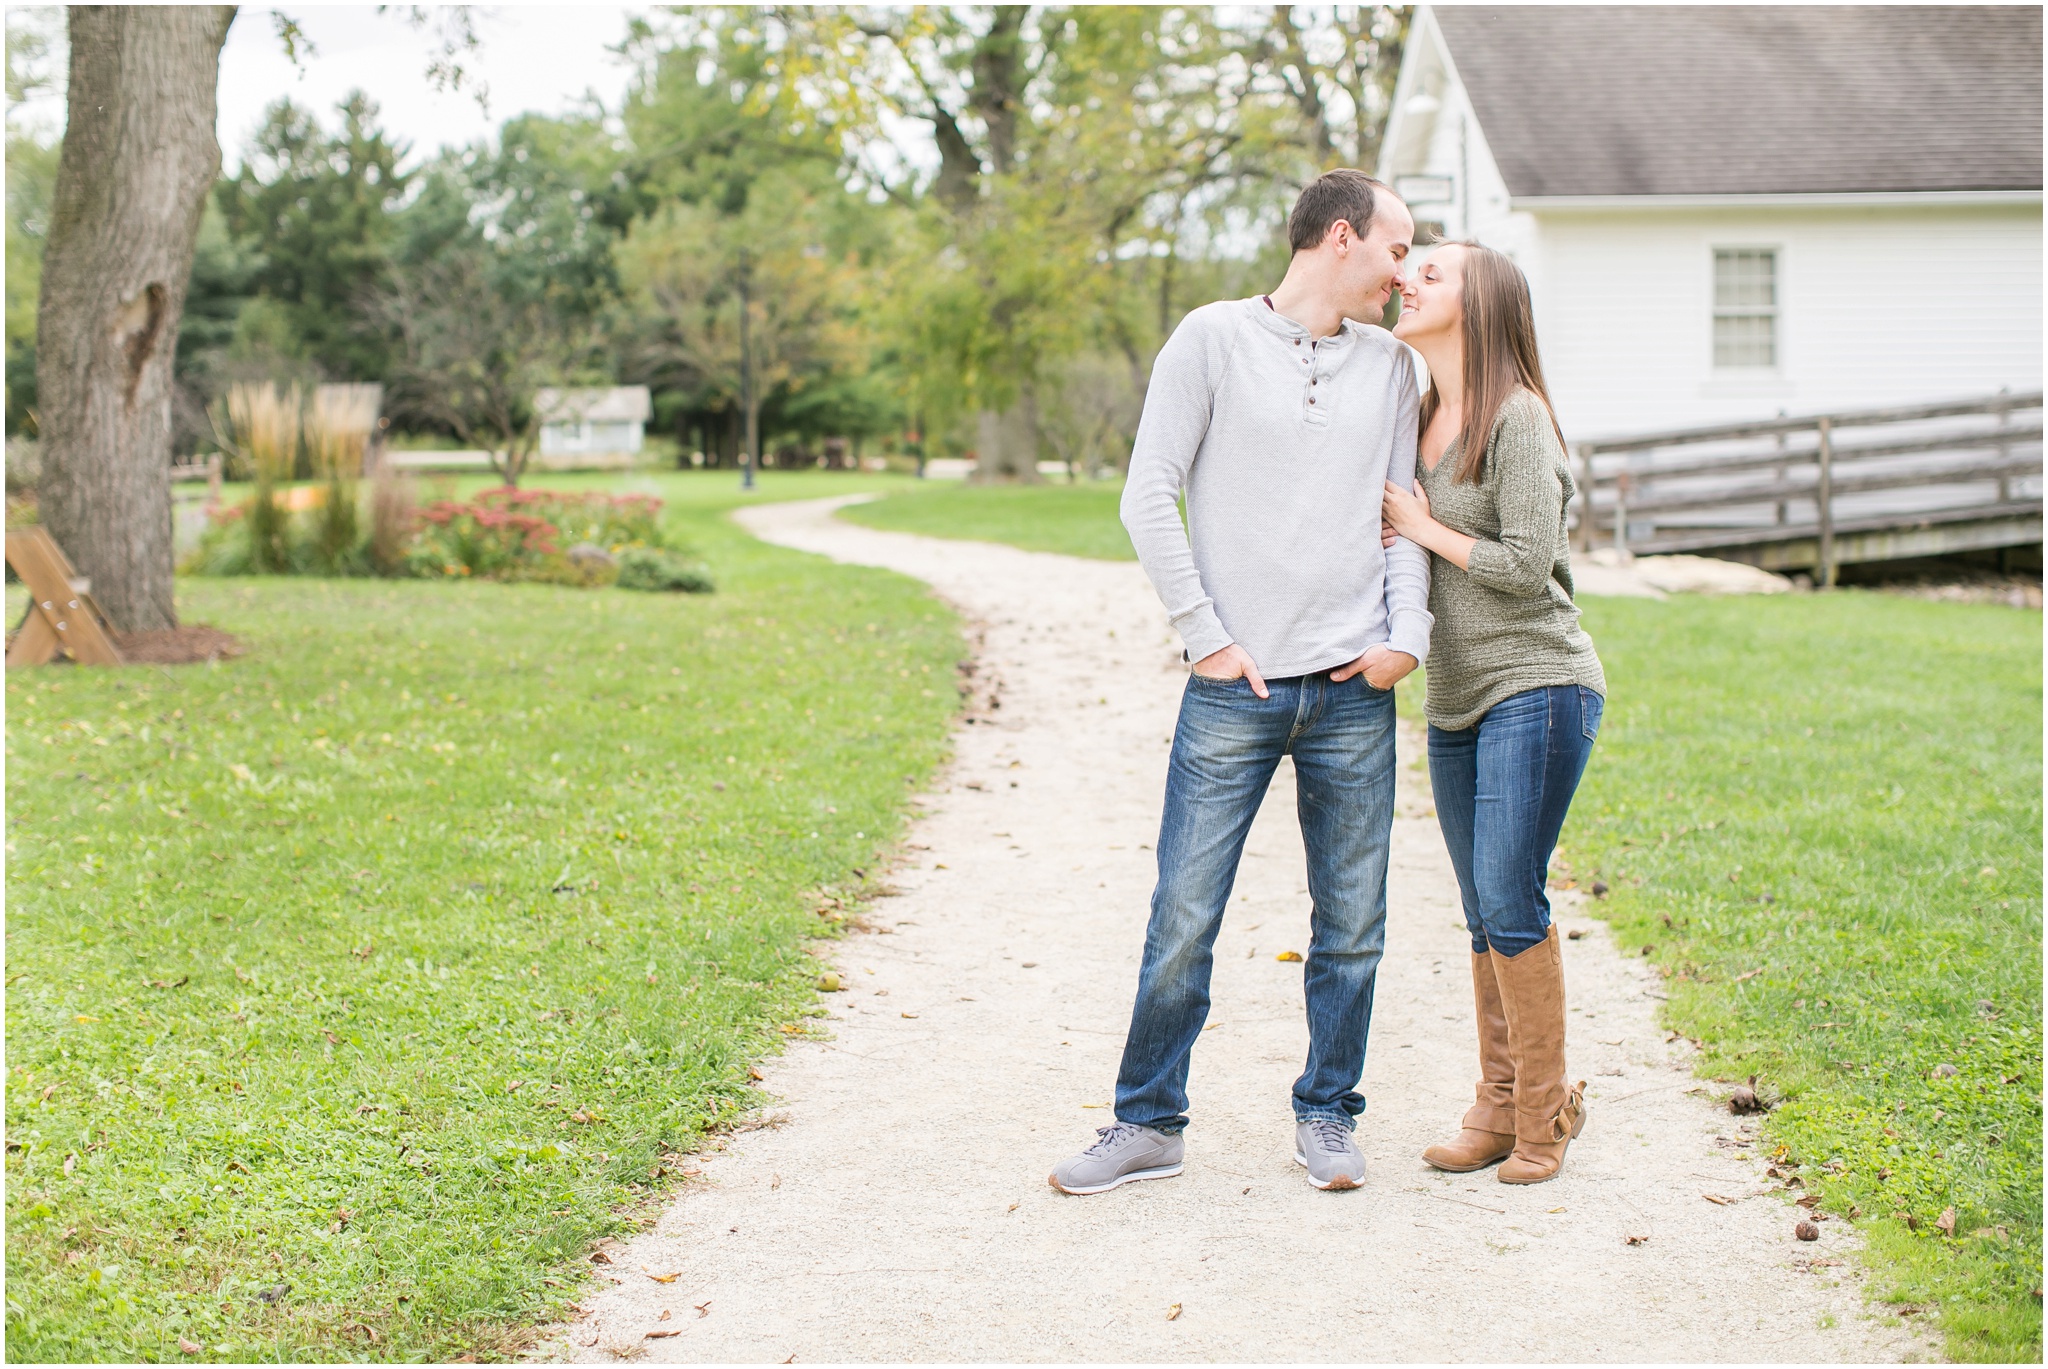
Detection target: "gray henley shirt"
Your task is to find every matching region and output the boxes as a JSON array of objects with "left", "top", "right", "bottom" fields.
[{"left": 1120, "top": 297, "right": 1433, "bottom": 678}]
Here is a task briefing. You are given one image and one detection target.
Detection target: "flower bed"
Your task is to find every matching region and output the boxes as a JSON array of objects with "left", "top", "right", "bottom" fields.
[{"left": 186, "top": 487, "right": 713, "bottom": 592}]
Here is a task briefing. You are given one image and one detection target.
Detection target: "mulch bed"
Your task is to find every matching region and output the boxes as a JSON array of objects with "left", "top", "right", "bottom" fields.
[
  {"left": 109, "top": 624, "right": 247, "bottom": 665},
  {"left": 4, "top": 623, "right": 247, "bottom": 666}
]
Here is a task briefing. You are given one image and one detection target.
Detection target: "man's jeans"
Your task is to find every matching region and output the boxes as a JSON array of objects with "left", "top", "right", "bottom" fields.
[
  {"left": 1115, "top": 672, "right": 1398, "bottom": 1135},
  {"left": 1427, "top": 684, "right": 1603, "bottom": 959}
]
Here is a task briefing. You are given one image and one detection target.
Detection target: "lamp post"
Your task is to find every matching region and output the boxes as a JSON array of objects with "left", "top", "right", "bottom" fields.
[{"left": 737, "top": 248, "right": 757, "bottom": 491}]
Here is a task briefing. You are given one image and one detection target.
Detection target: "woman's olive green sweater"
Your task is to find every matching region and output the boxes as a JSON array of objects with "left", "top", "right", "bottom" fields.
[{"left": 1416, "top": 388, "right": 1606, "bottom": 731}]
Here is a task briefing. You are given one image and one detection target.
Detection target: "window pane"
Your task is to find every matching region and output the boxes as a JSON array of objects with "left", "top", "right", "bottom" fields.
[
  {"left": 1714, "top": 249, "right": 1776, "bottom": 308},
  {"left": 1714, "top": 313, "right": 1776, "bottom": 367}
]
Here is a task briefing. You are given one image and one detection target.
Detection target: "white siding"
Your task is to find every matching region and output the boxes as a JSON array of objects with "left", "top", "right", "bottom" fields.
[{"left": 1528, "top": 204, "right": 2042, "bottom": 439}]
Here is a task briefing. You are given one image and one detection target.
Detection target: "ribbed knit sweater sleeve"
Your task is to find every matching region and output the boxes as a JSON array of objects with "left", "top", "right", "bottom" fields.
[
  {"left": 1464, "top": 398, "right": 1565, "bottom": 599},
  {"left": 1120, "top": 313, "right": 1235, "bottom": 664},
  {"left": 1382, "top": 366, "right": 1433, "bottom": 660}
]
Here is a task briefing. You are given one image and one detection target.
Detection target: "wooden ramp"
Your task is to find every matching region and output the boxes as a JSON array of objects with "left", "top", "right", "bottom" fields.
[{"left": 1572, "top": 391, "right": 2043, "bottom": 585}]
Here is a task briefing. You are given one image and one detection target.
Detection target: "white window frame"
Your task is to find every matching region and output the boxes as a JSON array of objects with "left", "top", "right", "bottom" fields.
[{"left": 1712, "top": 246, "right": 1780, "bottom": 370}]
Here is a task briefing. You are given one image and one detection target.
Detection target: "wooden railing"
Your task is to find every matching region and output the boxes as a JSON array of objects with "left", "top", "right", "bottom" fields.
[{"left": 1571, "top": 391, "right": 2043, "bottom": 585}]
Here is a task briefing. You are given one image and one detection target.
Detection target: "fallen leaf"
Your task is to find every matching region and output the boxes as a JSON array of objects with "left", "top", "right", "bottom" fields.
[
  {"left": 178, "top": 1337, "right": 203, "bottom": 1355},
  {"left": 1795, "top": 1221, "right": 1820, "bottom": 1241},
  {"left": 1547, "top": 1206, "right": 1566, "bottom": 1214},
  {"left": 695, "top": 1300, "right": 713, "bottom": 1318},
  {"left": 1624, "top": 1233, "right": 1649, "bottom": 1246},
  {"left": 1166, "top": 1303, "right": 1182, "bottom": 1321},
  {"left": 646, "top": 1329, "right": 682, "bottom": 1339},
  {"left": 1007, "top": 1202, "right": 1019, "bottom": 1213},
  {"left": 353, "top": 1103, "right": 380, "bottom": 1116},
  {"left": 1275, "top": 951, "right": 1303, "bottom": 963},
  {"left": 659, "top": 1309, "right": 672, "bottom": 1321},
  {"left": 1936, "top": 1206, "right": 1957, "bottom": 1238},
  {"left": 646, "top": 1271, "right": 680, "bottom": 1284},
  {"left": 900, "top": 1012, "right": 919, "bottom": 1019},
  {"left": 1796, "top": 1193, "right": 1822, "bottom": 1209},
  {"left": 1702, "top": 1193, "right": 1733, "bottom": 1206},
  {"left": 748, "top": 1067, "right": 765, "bottom": 1081},
  {"left": 590, "top": 1250, "right": 613, "bottom": 1265},
  {"left": 1734, "top": 968, "right": 1764, "bottom": 983},
  {"left": 507, "top": 1080, "right": 524, "bottom": 1093}
]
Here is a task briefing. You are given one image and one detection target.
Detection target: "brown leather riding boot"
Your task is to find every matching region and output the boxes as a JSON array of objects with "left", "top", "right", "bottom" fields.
[
  {"left": 1491, "top": 926, "right": 1587, "bottom": 1184},
  {"left": 1421, "top": 951, "right": 1518, "bottom": 1171}
]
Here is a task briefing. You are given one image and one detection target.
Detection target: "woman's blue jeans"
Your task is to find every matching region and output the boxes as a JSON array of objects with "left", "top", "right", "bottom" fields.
[
  {"left": 1114, "top": 672, "right": 1398, "bottom": 1135},
  {"left": 1427, "top": 685, "right": 1603, "bottom": 959}
]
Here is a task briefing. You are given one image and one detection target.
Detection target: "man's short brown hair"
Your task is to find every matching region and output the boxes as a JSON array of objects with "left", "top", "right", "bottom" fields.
[{"left": 1287, "top": 169, "right": 1396, "bottom": 254}]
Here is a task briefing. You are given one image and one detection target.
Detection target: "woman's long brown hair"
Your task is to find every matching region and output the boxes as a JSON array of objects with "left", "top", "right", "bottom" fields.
[{"left": 1418, "top": 241, "right": 1567, "bottom": 483}]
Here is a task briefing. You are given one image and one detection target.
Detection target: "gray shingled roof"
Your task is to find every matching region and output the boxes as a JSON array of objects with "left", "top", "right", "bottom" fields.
[{"left": 1433, "top": 5, "right": 2042, "bottom": 197}]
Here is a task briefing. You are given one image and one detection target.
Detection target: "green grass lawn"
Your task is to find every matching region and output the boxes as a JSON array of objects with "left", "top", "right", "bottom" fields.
[
  {"left": 840, "top": 486, "right": 2044, "bottom": 1360},
  {"left": 1566, "top": 594, "right": 2041, "bottom": 1362},
  {"left": 838, "top": 478, "right": 1137, "bottom": 560},
  {"left": 5, "top": 471, "right": 959, "bottom": 1362}
]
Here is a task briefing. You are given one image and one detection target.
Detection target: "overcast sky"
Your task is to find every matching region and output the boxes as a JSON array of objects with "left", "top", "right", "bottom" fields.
[{"left": 9, "top": 5, "right": 651, "bottom": 168}]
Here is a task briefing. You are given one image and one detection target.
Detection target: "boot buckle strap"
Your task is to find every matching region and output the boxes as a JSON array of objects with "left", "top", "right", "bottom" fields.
[{"left": 1548, "top": 1083, "right": 1587, "bottom": 1142}]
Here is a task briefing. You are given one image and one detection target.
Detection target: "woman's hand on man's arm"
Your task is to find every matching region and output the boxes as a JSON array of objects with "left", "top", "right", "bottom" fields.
[{"left": 1382, "top": 480, "right": 1477, "bottom": 571}]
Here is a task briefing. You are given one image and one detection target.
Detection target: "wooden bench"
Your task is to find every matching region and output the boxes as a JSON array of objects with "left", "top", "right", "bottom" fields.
[{"left": 6, "top": 526, "right": 124, "bottom": 667}]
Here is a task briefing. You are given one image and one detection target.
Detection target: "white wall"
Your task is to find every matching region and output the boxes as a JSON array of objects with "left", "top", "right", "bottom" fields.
[{"left": 1526, "top": 203, "right": 2042, "bottom": 440}]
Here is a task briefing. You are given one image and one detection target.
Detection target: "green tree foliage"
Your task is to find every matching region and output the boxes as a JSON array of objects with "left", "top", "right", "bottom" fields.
[
  {"left": 5, "top": 10, "right": 62, "bottom": 435},
  {"left": 16, "top": 5, "right": 1409, "bottom": 468},
  {"left": 217, "top": 93, "right": 411, "bottom": 380}
]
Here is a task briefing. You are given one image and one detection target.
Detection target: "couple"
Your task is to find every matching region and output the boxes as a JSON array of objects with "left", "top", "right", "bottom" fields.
[{"left": 1051, "top": 170, "right": 1607, "bottom": 1196}]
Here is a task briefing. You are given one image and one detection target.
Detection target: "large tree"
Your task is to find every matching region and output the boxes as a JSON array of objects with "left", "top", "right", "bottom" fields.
[{"left": 36, "top": 5, "right": 236, "bottom": 631}]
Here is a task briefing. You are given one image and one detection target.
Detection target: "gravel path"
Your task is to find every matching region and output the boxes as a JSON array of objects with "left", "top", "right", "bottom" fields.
[{"left": 550, "top": 495, "right": 1920, "bottom": 1363}]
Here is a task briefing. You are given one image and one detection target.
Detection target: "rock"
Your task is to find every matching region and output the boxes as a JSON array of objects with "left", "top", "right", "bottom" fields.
[{"left": 1632, "top": 554, "right": 1792, "bottom": 596}]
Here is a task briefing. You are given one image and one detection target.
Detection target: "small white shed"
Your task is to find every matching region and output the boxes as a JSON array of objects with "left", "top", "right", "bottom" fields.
[
  {"left": 1378, "top": 5, "right": 2043, "bottom": 441},
  {"left": 535, "top": 387, "right": 652, "bottom": 466}
]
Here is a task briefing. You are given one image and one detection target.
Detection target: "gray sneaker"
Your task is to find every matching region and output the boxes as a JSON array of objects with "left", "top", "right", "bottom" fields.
[
  {"left": 1295, "top": 1117, "right": 1366, "bottom": 1190},
  {"left": 1049, "top": 1122, "right": 1184, "bottom": 1195}
]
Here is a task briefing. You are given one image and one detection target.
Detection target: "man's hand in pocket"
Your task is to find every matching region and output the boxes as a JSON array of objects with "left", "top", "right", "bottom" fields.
[
  {"left": 1330, "top": 645, "right": 1417, "bottom": 691},
  {"left": 1191, "top": 644, "right": 1269, "bottom": 699}
]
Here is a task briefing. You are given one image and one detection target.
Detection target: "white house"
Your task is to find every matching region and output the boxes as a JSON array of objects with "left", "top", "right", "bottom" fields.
[
  {"left": 1378, "top": 5, "right": 2043, "bottom": 442},
  {"left": 535, "top": 386, "right": 652, "bottom": 467}
]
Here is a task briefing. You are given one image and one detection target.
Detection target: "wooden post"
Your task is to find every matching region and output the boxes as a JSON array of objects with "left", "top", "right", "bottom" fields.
[
  {"left": 1815, "top": 416, "right": 1836, "bottom": 589},
  {"left": 1572, "top": 444, "right": 1594, "bottom": 551},
  {"left": 1993, "top": 388, "right": 2012, "bottom": 504},
  {"left": 1613, "top": 469, "right": 1630, "bottom": 554}
]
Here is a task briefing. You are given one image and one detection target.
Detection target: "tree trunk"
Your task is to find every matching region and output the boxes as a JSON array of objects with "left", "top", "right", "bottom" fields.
[
  {"left": 972, "top": 400, "right": 1041, "bottom": 483},
  {"left": 37, "top": 5, "right": 235, "bottom": 631}
]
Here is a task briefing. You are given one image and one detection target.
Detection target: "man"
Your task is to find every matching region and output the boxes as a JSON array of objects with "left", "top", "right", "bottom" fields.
[{"left": 1051, "top": 170, "right": 1429, "bottom": 1195}]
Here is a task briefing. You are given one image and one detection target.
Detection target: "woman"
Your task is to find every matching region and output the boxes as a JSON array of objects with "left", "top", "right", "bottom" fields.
[{"left": 1381, "top": 241, "right": 1606, "bottom": 1185}]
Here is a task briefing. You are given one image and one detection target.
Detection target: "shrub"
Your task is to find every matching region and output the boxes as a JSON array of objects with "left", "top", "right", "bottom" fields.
[{"left": 616, "top": 546, "right": 715, "bottom": 594}]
